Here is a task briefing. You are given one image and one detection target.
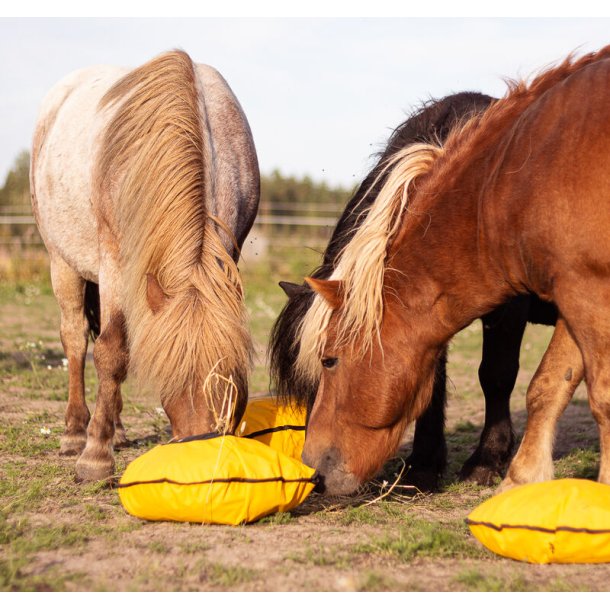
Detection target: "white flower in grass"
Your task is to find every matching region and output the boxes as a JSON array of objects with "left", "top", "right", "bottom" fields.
[
  {"left": 61, "top": 358, "right": 68, "bottom": 370},
  {"left": 40, "top": 427, "right": 51, "bottom": 435},
  {"left": 155, "top": 407, "right": 164, "bottom": 415}
]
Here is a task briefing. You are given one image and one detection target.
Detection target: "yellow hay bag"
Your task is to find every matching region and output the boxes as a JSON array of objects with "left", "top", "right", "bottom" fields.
[
  {"left": 466, "top": 479, "right": 610, "bottom": 564},
  {"left": 118, "top": 435, "right": 316, "bottom": 525},
  {"left": 237, "top": 397, "right": 307, "bottom": 461}
]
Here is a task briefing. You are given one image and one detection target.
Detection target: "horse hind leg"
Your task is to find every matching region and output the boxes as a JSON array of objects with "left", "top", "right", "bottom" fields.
[
  {"left": 82, "top": 281, "right": 129, "bottom": 450},
  {"left": 498, "top": 318, "right": 583, "bottom": 492},
  {"left": 459, "top": 298, "right": 528, "bottom": 485},
  {"left": 50, "top": 256, "right": 91, "bottom": 456},
  {"left": 76, "top": 302, "right": 129, "bottom": 482}
]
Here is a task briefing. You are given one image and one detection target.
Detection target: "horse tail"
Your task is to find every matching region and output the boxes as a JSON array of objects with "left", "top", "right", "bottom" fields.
[
  {"left": 96, "top": 50, "right": 251, "bottom": 406},
  {"left": 295, "top": 143, "right": 442, "bottom": 384}
]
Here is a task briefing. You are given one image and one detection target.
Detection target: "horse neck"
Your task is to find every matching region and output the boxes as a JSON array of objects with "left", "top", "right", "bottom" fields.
[{"left": 386, "top": 171, "right": 519, "bottom": 347}]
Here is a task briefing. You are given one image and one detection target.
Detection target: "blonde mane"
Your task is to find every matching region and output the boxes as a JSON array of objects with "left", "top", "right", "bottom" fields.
[
  {"left": 95, "top": 50, "right": 252, "bottom": 403},
  {"left": 295, "top": 143, "right": 442, "bottom": 384},
  {"left": 425, "top": 46, "right": 610, "bottom": 201}
]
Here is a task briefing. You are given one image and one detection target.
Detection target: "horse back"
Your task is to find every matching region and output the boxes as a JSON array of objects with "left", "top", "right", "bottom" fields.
[
  {"left": 194, "top": 64, "right": 260, "bottom": 254},
  {"left": 31, "top": 65, "right": 128, "bottom": 282},
  {"left": 479, "top": 58, "right": 610, "bottom": 301}
]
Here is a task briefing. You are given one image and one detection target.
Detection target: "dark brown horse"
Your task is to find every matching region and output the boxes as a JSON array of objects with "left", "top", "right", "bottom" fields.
[
  {"left": 270, "top": 92, "right": 558, "bottom": 490},
  {"left": 300, "top": 47, "right": 608, "bottom": 495}
]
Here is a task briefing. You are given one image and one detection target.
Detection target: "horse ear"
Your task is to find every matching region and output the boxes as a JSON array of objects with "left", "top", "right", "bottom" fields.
[
  {"left": 279, "top": 281, "right": 311, "bottom": 298},
  {"left": 304, "top": 277, "right": 343, "bottom": 310},
  {"left": 146, "top": 274, "right": 169, "bottom": 314}
]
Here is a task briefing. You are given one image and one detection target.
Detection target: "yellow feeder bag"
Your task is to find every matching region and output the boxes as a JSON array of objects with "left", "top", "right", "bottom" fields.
[
  {"left": 466, "top": 478, "right": 610, "bottom": 564},
  {"left": 236, "top": 396, "right": 307, "bottom": 461},
  {"left": 118, "top": 434, "right": 317, "bottom": 525}
]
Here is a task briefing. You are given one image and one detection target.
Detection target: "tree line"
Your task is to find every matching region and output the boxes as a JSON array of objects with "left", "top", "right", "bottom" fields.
[{"left": 0, "top": 150, "right": 355, "bottom": 214}]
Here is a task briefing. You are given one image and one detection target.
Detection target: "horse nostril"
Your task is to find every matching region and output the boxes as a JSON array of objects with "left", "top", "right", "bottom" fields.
[
  {"left": 302, "top": 446, "right": 340, "bottom": 473},
  {"left": 303, "top": 448, "right": 342, "bottom": 494},
  {"left": 322, "top": 449, "right": 337, "bottom": 469}
]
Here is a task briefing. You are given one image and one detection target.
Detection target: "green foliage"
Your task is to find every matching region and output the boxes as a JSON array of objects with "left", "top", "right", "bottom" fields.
[
  {"left": 261, "top": 168, "right": 354, "bottom": 207},
  {"left": 1, "top": 149, "right": 354, "bottom": 216},
  {"left": 0, "top": 151, "right": 30, "bottom": 212}
]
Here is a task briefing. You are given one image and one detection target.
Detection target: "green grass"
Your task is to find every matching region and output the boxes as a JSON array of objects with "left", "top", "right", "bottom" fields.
[
  {"left": 555, "top": 447, "right": 600, "bottom": 479},
  {"left": 338, "top": 505, "right": 380, "bottom": 526},
  {"left": 454, "top": 569, "right": 590, "bottom": 592},
  {"left": 178, "top": 540, "right": 212, "bottom": 554},
  {"left": 257, "top": 511, "right": 294, "bottom": 525},
  {"left": 204, "top": 563, "right": 257, "bottom": 588},
  {"left": 356, "top": 517, "right": 487, "bottom": 562},
  {"left": 147, "top": 540, "right": 171, "bottom": 554},
  {"left": 455, "top": 569, "right": 531, "bottom": 592},
  {"left": 0, "top": 555, "right": 84, "bottom": 592},
  {"left": 288, "top": 545, "right": 354, "bottom": 569},
  {"left": 357, "top": 571, "right": 403, "bottom": 592}
]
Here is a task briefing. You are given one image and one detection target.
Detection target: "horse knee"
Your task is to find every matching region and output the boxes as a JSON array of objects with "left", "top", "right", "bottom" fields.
[{"left": 525, "top": 374, "right": 552, "bottom": 414}]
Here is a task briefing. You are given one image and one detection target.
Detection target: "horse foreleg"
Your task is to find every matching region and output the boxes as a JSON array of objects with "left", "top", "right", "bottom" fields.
[
  {"left": 498, "top": 318, "right": 583, "bottom": 492},
  {"left": 553, "top": 283, "right": 610, "bottom": 485},
  {"left": 75, "top": 310, "right": 128, "bottom": 482},
  {"left": 405, "top": 349, "right": 448, "bottom": 491},
  {"left": 50, "top": 256, "right": 91, "bottom": 456},
  {"left": 460, "top": 298, "right": 529, "bottom": 485}
]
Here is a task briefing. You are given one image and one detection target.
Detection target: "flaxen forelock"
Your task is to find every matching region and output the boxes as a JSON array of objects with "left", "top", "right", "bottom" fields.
[{"left": 294, "top": 143, "right": 442, "bottom": 384}]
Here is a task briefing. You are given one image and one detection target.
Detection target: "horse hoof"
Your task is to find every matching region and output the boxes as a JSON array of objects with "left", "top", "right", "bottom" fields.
[
  {"left": 459, "top": 464, "right": 502, "bottom": 487},
  {"left": 75, "top": 452, "right": 115, "bottom": 483},
  {"left": 403, "top": 468, "right": 441, "bottom": 492},
  {"left": 495, "top": 477, "right": 518, "bottom": 495},
  {"left": 59, "top": 433, "right": 87, "bottom": 456}
]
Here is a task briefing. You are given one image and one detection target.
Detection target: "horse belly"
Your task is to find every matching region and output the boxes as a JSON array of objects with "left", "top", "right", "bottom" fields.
[{"left": 33, "top": 67, "right": 127, "bottom": 283}]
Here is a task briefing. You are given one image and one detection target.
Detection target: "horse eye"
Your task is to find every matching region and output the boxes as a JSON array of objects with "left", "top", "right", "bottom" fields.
[{"left": 321, "top": 357, "right": 338, "bottom": 369}]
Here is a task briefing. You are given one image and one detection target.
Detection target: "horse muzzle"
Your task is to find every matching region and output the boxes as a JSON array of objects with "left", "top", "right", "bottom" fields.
[{"left": 302, "top": 445, "right": 360, "bottom": 496}]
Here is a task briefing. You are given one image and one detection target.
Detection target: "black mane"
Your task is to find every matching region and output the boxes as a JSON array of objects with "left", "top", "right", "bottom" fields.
[{"left": 268, "top": 92, "right": 495, "bottom": 407}]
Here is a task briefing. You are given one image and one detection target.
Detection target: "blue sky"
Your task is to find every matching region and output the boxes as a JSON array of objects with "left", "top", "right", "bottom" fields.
[{"left": 2, "top": 18, "right": 610, "bottom": 188}]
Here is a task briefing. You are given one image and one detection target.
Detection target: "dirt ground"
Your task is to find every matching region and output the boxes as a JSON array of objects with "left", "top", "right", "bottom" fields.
[{"left": 1, "top": 280, "right": 609, "bottom": 592}]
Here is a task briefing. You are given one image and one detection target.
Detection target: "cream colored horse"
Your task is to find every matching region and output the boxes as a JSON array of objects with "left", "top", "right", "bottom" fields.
[{"left": 31, "top": 50, "right": 259, "bottom": 482}]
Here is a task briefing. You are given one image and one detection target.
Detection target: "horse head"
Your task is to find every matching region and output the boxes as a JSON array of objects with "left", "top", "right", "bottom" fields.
[{"left": 301, "top": 276, "right": 440, "bottom": 495}]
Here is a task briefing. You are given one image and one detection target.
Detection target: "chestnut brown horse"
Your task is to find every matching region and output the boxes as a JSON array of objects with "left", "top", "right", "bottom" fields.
[
  {"left": 300, "top": 47, "right": 608, "bottom": 495},
  {"left": 31, "top": 50, "right": 259, "bottom": 481},
  {"left": 271, "top": 93, "right": 560, "bottom": 490}
]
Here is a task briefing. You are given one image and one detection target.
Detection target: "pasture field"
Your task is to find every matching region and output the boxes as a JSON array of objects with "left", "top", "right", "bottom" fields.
[{"left": 0, "top": 247, "right": 606, "bottom": 592}]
